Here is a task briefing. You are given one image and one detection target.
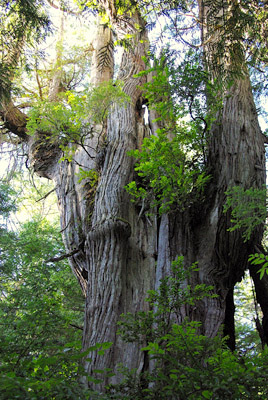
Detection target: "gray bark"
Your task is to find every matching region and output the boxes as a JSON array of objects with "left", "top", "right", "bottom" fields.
[{"left": 28, "top": 10, "right": 158, "bottom": 386}]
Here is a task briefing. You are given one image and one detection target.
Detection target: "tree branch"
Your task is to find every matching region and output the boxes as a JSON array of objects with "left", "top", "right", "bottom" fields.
[
  {"left": 45, "top": 240, "right": 84, "bottom": 263},
  {"left": 0, "top": 101, "right": 29, "bottom": 141},
  {"left": 36, "top": 188, "right": 56, "bottom": 202},
  {"left": 69, "top": 323, "right": 83, "bottom": 330},
  {"left": 46, "top": 0, "right": 82, "bottom": 16}
]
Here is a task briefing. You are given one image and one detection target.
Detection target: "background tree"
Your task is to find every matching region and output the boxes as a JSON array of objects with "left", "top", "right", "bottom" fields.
[{"left": 0, "top": 173, "right": 87, "bottom": 399}]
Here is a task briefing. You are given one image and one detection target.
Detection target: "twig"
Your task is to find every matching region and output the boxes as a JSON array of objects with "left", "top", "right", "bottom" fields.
[
  {"left": 36, "top": 188, "right": 56, "bottom": 202},
  {"left": 69, "top": 323, "right": 83, "bottom": 331},
  {"left": 46, "top": 0, "right": 82, "bottom": 16},
  {"left": 45, "top": 241, "right": 84, "bottom": 263}
]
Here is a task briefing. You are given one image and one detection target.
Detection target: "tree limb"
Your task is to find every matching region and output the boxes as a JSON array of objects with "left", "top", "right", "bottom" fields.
[
  {"left": 0, "top": 101, "right": 29, "bottom": 141},
  {"left": 69, "top": 323, "right": 83, "bottom": 330},
  {"left": 45, "top": 241, "right": 84, "bottom": 263},
  {"left": 36, "top": 188, "right": 56, "bottom": 202},
  {"left": 46, "top": 0, "right": 82, "bottom": 16}
]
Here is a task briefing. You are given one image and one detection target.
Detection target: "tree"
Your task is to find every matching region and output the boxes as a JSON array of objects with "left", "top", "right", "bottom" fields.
[
  {"left": 0, "top": 174, "right": 87, "bottom": 399},
  {"left": 0, "top": 0, "right": 268, "bottom": 391}
]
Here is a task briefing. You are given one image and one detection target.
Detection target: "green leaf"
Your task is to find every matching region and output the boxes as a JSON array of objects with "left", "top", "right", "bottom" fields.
[{"left": 202, "top": 390, "right": 212, "bottom": 399}]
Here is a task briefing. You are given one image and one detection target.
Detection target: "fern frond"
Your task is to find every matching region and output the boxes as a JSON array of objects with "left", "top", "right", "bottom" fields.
[{"left": 97, "top": 39, "right": 114, "bottom": 73}]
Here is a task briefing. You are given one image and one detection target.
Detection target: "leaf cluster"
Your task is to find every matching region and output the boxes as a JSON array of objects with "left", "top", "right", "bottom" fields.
[
  {"left": 126, "top": 52, "right": 222, "bottom": 214},
  {"left": 223, "top": 186, "right": 267, "bottom": 242},
  {"left": 249, "top": 253, "right": 268, "bottom": 280},
  {"left": 0, "top": 0, "right": 51, "bottom": 100},
  {"left": 77, "top": 167, "right": 99, "bottom": 186},
  {"left": 0, "top": 181, "right": 17, "bottom": 219},
  {"left": 26, "top": 80, "right": 130, "bottom": 161},
  {"left": 126, "top": 132, "right": 210, "bottom": 214}
]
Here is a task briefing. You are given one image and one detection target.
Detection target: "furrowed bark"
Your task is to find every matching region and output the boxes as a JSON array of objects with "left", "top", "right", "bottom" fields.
[
  {"left": 27, "top": 8, "right": 157, "bottom": 386},
  {"left": 178, "top": 0, "right": 266, "bottom": 345},
  {"left": 81, "top": 14, "right": 158, "bottom": 385},
  {"left": 155, "top": 0, "right": 266, "bottom": 348},
  {"left": 155, "top": 70, "right": 266, "bottom": 348},
  {"left": 0, "top": 101, "right": 28, "bottom": 141}
]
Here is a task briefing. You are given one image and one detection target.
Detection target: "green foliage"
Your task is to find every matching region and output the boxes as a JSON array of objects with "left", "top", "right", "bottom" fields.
[
  {"left": 0, "top": 212, "right": 87, "bottom": 397},
  {"left": 0, "top": 0, "right": 50, "bottom": 99},
  {"left": 26, "top": 80, "right": 130, "bottom": 135},
  {"left": 0, "top": 218, "right": 83, "bottom": 346},
  {"left": 126, "top": 132, "right": 210, "bottom": 214},
  {"left": 79, "top": 0, "right": 139, "bottom": 21},
  {"left": 125, "top": 51, "right": 225, "bottom": 214},
  {"left": 77, "top": 167, "right": 99, "bottom": 185},
  {"left": 118, "top": 257, "right": 216, "bottom": 344},
  {"left": 249, "top": 253, "right": 268, "bottom": 280},
  {"left": 0, "top": 181, "right": 17, "bottom": 219},
  {"left": 136, "top": 324, "right": 266, "bottom": 400},
  {"left": 223, "top": 186, "right": 267, "bottom": 242},
  {"left": 87, "top": 80, "right": 130, "bottom": 122},
  {"left": 109, "top": 257, "right": 268, "bottom": 400},
  {"left": 0, "top": 344, "right": 90, "bottom": 400},
  {"left": 0, "top": 176, "right": 117, "bottom": 398},
  {"left": 145, "top": 0, "right": 268, "bottom": 84},
  {"left": 0, "top": 341, "right": 114, "bottom": 399},
  {"left": 144, "top": 50, "right": 222, "bottom": 135},
  {"left": 234, "top": 271, "right": 263, "bottom": 356},
  {"left": 26, "top": 80, "right": 130, "bottom": 161},
  {"left": 126, "top": 52, "right": 220, "bottom": 214}
]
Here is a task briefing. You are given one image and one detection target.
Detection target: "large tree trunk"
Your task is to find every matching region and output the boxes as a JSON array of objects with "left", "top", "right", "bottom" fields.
[
  {"left": 165, "top": 75, "right": 266, "bottom": 346},
  {"left": 1, "top": 0, "right": 267, "bottom": 391},
  {"left": 181, "top": 0, "right": 266, "bottom": 346},
  {"left": 149, "top": 0, "right": 266, "bottom": 353},
  {"left": 28, "top": 9, "right": 158, "bottom": 387}
]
